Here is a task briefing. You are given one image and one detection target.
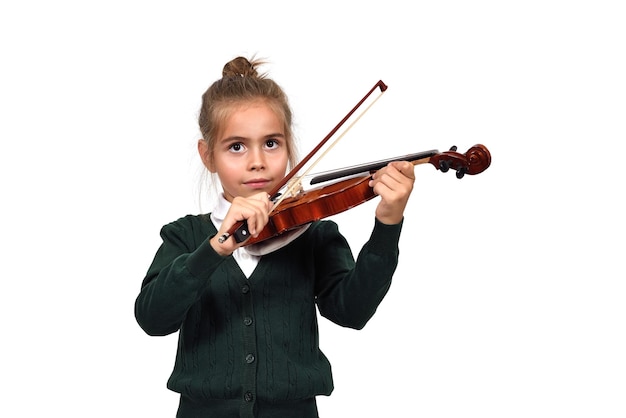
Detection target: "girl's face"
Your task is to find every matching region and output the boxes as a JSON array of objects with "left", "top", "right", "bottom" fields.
[{"left": 201, "top": 101, "right": 289, "bottom": 202}]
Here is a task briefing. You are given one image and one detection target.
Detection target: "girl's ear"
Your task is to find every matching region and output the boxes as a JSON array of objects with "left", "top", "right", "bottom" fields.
[{"left": 197, "top": 139, "right": 215, "bottom": 172}]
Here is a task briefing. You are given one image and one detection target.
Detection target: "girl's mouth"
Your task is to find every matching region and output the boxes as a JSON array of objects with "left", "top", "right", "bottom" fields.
[{"left": 244, "top": 179, "right": 270, "bottom": 189}]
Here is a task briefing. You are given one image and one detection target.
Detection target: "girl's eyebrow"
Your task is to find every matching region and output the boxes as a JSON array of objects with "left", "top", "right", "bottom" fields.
[
  {"left": 265, "top": 133, "right": 286, "bottom": 140},
  {"left": 216, "top": 135, "right": 248, "bottom": 144},
  {"left": 219, "top": 135, "right": 247, "bottom": 144}
]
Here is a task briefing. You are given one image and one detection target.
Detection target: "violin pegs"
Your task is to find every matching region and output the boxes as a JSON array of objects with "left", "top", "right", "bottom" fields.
[
  {"left": 449, "top": 145, "right": 458, "bottom": 152},
  {"left": 439, "top": 160, "right": 450, "bottom": 172},
  {"left": 456, "top": 167, "right": 466, "bottom": 179}
]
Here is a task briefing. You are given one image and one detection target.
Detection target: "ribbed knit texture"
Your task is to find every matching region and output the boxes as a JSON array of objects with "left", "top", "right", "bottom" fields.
[{"left": 135, "top": 214, "right": 402, "bottom": 417}]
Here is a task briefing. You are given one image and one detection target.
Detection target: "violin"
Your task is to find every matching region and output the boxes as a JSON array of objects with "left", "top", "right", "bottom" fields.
[
  {"left": 218, "top": 81, "right": 491, "bottom": 246},
  {"left": 226, "top": 144, "right": 491, "bottom": 245}
]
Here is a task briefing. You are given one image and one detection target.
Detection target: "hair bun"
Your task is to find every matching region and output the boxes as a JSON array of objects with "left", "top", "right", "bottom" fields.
[{"left": 222, "top": 56, "right": 259, "bottom": 78}]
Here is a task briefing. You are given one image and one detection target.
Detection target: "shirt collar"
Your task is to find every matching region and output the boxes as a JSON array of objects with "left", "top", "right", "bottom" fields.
[{"left": 210, "top": 193, "right": 231, "bottom": 226}]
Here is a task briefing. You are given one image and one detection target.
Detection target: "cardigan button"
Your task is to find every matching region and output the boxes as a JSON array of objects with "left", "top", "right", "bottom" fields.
[
  {"left": 244, "top": 392, "right": 254, "bottom": 402},
  {"left": 243, "top": 317, "right": 253, "bottom": 326},
  {"left": 245, "top": 353, "right": 255, "bottom": 364},
  {"left": 241, "top": 284, "right": 250, "bottom": 294}
]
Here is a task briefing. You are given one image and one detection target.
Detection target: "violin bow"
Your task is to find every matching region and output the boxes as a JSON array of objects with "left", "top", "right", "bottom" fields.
[{"left": 219, "top": 80, "right": 388, "bottom": 244}]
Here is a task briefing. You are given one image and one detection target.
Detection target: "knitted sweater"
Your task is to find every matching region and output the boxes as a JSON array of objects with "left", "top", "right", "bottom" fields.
[{"left": 135, "top": 214, "right": 402, "bottom": 417}]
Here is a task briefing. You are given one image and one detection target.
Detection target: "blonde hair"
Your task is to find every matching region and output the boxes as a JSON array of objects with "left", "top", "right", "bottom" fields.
[{"left": 198, "top": 56, "right": 298, "bottom": 171}]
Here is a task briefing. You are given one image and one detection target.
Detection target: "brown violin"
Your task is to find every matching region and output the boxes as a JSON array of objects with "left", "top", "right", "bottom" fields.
[
  {"left": 226, "top": 144, "right": 491, "bottom": 246},
  {"left": 218, "top": 80, "right": 492, "bottom": 246}
]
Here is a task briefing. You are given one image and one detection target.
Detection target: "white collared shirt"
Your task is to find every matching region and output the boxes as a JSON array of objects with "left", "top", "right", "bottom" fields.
[{"left": 210, "top": 194, "right": 261, "bottom": 278}]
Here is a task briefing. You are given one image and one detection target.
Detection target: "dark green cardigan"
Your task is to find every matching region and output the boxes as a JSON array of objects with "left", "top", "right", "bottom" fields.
[{"left": 135, "top": 214, "right": 402, "bottom": 417}]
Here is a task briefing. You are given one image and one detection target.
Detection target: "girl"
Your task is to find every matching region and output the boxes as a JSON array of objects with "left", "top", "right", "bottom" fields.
[{"left": 135, "top": 56, "right": 415, "bottom": 418}]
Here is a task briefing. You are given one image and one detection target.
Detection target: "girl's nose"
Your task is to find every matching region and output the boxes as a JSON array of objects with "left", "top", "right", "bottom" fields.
[{"left": 248, "top": 148, "right": 266, "bottom": 170}]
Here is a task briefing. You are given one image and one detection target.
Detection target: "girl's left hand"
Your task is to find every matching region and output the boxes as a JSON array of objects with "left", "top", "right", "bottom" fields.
[{"left": 369, "top": 161, "right": 415, "bottom": 225}]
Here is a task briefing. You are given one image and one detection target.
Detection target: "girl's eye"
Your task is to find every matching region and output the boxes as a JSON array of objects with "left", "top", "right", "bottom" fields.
[
  {"left": 265, "top": 139, "right": 279, "bottom": 149},
  {"left": 229, "top": 142, "right": 244, "bottom": 153}
]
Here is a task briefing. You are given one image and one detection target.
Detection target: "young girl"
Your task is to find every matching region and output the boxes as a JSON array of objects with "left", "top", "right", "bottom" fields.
[{"left": 135, "top": 56, "right": 415, "bottom": 418}]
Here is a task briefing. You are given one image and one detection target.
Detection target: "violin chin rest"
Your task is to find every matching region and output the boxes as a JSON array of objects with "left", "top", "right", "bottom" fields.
[{"left": 245, "top": 224, "right": 311, "bottom": 256}]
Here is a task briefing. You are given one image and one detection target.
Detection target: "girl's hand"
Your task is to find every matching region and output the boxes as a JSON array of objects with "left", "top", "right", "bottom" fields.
[
  {"left": 369, "top": 161, "right": 415, "bottom": 225},
  {"left": 210, "top": 192, "right": 272, "bottom": 256}
]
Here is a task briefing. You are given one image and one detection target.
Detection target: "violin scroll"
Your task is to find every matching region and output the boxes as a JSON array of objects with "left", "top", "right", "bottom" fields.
[{"left": 430, "top": 144, "right": 491, "bottom": 179}]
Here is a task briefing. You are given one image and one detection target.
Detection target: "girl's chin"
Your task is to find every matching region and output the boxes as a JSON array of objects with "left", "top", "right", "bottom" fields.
[{"left": 223, "top": 189, "right": 268, "bottom": 201}]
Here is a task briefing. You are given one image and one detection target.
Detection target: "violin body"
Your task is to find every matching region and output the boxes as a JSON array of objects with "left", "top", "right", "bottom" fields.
[{"left": 238, "top": 175, "right": 376, "bottom": 245}]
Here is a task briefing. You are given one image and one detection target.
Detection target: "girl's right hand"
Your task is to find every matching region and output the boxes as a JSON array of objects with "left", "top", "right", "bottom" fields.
[{"left": 210, "top": 192, "right": 272, "bottom": 256}]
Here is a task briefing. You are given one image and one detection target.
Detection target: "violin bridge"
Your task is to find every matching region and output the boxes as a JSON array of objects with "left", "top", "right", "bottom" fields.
[
  {"left": 285, "top": 177, "right": 305, "bottom": 197},
  {"left": 270, "top": 177, "right": 304, "bottom": 212}
]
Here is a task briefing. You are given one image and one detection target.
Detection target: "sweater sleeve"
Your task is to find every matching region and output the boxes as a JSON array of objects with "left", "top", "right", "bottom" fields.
[
  {"left": 134, "top": 218, "right": 227, "bottom": 336},
  {"left": 315, "top": 218, "right": 402, "bottom": 330}
]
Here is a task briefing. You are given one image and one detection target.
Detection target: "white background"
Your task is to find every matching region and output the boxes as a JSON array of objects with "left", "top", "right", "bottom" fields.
[{"left": 1, "top": 1, "right": 625, "bottom": 417}]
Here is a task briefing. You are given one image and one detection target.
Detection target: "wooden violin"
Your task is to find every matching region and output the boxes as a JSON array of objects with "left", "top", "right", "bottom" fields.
[
  {"left": 226, "top": 144, "right": 491, "bottom": 246},
  {"left": 218, "top": 80, "right": 492, "bottom": 246}
]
